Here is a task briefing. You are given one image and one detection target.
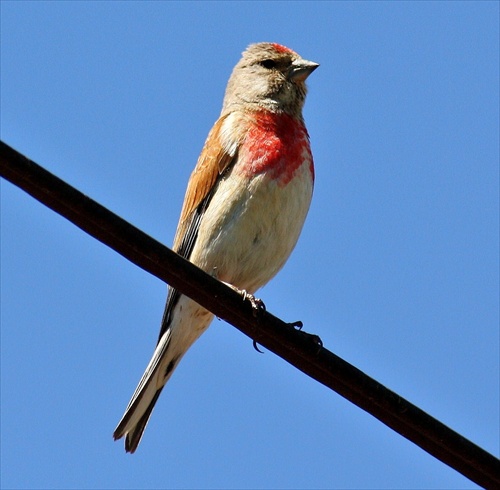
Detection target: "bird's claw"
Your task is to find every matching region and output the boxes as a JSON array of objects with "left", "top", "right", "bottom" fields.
[
  {"left": 223, "top": 282, "right": 266, "bottom": 317},
  {"left": 311, "top": 334, "right": 323, "bottom": 348},
  {"left": 289, "top": 320, "right": 303, "bottom": 330},
  {"left": 252, "top": 340, "right": 264, "bottom": 353},
  {"left": 241, "top": 290, "right": 266, "bottom": 317},
  {"left": 289, "top": 320, "right": 323, "bottom": 352},
  {"left": 225, "top": 285, "right": 266, "bottom": 351}
]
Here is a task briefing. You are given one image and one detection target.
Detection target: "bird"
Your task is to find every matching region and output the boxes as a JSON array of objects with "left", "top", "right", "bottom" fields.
[{"left": 113, "top": 42, "right": 318, "bottom": 453}]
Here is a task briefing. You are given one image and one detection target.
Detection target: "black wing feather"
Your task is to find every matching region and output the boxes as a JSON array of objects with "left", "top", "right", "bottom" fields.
[{"left": 157, "top": 183, "right": 220, "bottom": 342}]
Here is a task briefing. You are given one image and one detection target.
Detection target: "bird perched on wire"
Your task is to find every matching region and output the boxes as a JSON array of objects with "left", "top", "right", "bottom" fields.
[{"left": 113, "top": 42, "right": 319, "bottom": 453}]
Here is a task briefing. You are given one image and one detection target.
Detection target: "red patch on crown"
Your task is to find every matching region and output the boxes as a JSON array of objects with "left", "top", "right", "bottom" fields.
[
  {"left": 239, "top": 112, "right": 314, "bottom": 185},
  {"left": 271, "top": 43, "right": 295, "bottom": 55}
]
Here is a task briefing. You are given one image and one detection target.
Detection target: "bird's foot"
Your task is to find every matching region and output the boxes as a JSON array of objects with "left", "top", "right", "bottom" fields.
[
  {"left": 289, "top": 320, "right": 303, "bottom": 330},
  {"left": 223, "top": 282, "right": 266, "bottom": 317},
  {"left": 289, "top": 320, "right": 323, "bottom": 351},
  {"left": 241, "top": 290, "right": 266, "bottom": 317},
  {"left": 252, "top": 339, "right": 264, "bottom": 353},
  {"left": 223, "top": 283, "right": 266, "bottom": 351}
]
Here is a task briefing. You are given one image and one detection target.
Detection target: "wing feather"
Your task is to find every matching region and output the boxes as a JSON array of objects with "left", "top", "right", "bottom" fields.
[
  {"left": 158, "top": 114, "right": 238, "bottom": 339},
  {"left": 173, "top": 114, "right": 236, "bottom": 252}
]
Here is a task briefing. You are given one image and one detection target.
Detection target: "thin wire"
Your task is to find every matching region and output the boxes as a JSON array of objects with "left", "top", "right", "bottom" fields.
[{"left": 1, "top": 140, "right": 498, "bottom": 488}]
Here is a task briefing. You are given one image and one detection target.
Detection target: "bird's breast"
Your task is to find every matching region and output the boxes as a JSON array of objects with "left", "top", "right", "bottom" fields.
[
  {"left": 237, "top": 111, "right": 314, "bottom": 185},
  {"left": 189, "top": 117, "right": 314, "bottom": 293}
]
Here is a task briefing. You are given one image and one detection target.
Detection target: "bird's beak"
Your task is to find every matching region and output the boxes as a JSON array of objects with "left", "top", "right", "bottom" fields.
[{"left": 288, "top": 59, "right": 319, "bottom": 82}]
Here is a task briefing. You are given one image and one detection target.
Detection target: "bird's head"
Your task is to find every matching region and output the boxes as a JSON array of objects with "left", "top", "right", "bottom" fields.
[{"left": 222, "top": 42, "right": 319, "bottom": 118}]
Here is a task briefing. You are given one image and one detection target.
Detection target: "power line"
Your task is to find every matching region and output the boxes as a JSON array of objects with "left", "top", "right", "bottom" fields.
[{"left": 1, "top": 140, "right": 498, "bottom": 488}]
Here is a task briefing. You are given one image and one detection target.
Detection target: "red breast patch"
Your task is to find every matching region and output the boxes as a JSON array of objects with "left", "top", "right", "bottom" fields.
[{"left": 241, "top": 112, "right": 314, "bottom": 185}]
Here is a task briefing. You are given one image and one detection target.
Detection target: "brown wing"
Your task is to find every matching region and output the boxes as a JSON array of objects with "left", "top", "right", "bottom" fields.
[
  {"left": 158, "top": 114, "right": 238, "bottom": 340},
  {"left": 172, "top": 114, "right": 235, "bottom": 252}
]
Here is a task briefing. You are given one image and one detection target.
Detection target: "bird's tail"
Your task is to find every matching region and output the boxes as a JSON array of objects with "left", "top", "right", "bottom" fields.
[
  {"left": 113, "top": 328, "right": 174, "bottom": 453},
  {"left": 114, "top": 296, "right": 214, "bottom": 453}
]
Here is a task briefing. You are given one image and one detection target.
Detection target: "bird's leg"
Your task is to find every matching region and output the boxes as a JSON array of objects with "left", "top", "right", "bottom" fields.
[
  {"left": 222, "top": 282, "right": 266, "bottom": 317},
  {"left": 222, "top": 282, "right": 266, "bottom": 352},
  {"left": 240, "top": 289, "right": 266, "bottom": 316}
]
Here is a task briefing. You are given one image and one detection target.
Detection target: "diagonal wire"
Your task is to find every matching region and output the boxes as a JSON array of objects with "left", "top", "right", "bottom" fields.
[{"left": 1, "top": 140, "right": 498, "bottom": 488}]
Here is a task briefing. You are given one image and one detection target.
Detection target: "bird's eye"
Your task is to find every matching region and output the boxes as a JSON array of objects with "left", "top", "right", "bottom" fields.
[{"left": 260, "top": 59, "right": 277, "bottom": 69}]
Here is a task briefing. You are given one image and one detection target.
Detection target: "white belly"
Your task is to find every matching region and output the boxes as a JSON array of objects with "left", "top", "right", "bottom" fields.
[{"left": 189, "top": 161, "right": 313, "bottom": 293}]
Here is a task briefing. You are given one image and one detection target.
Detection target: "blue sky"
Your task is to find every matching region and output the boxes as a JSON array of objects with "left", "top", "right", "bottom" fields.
[{"left": 1, "top": 2, "right": 498, "bottom": 489}]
